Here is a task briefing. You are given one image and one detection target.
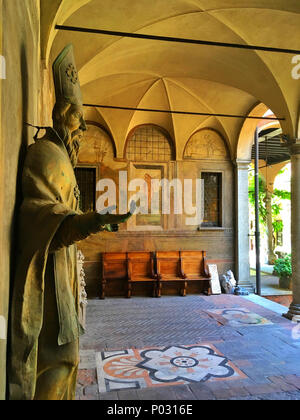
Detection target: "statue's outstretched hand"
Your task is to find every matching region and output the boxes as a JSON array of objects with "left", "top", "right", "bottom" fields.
[
  {"left": 96, "top": 201, "right": 136, "bottom": 227},
  {"left": 103, "top": 224, "right": 119, "bottom": 233}
]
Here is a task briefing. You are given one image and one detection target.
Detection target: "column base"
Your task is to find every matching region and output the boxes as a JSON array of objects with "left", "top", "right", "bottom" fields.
[
  {"left": 282, "top": 303, "right": 300, "bottom": 323},
  {"left": 237, "top": 282, "right": 255, "bottom": 294}
]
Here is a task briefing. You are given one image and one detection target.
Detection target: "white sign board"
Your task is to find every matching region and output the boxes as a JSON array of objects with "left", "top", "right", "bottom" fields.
[{"left": 208, "top": 264, "right": 222, "bottom": 295}]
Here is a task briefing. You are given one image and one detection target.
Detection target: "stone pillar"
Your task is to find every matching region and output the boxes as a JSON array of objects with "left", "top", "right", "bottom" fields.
[
  {"left": 283, "top": 138, "right": 300, "bottom": 321},
  {"left": 234, "top": 160, "right": 253, "bottom": 291}
]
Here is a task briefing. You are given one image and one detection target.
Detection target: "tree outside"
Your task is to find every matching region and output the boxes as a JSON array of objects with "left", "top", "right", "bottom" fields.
[{"left": 248, "top": 163, "right": 291, "bottom": 270}]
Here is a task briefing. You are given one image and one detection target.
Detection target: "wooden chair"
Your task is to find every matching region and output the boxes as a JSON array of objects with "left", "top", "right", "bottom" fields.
[
  {"left": 101, "top": 252, "right": 128, "bottom": 299},
  {"left": 180, "top": 251, "right": 211, "bottom": 296},
  {"left": 127, "top": 252, "right": 157, "bottom": 298},
  {"left": 156, "top": 251, "right": 185, "bottom": 297}
]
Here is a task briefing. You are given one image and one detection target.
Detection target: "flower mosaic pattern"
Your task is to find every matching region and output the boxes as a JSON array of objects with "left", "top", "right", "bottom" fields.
[
  {"left": 137, "top": 345, "right": 235, "bottom": 383},
  {"left": 206, "top": 307, "right": 273, "bottom": 327},
  {"left": 96, "top": 344, "right": 245, "bottom": 393}
]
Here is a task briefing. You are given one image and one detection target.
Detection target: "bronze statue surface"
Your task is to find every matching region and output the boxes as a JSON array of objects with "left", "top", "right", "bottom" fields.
[{"left": 9, "top": 45, "right": 133, "bottom": 400}]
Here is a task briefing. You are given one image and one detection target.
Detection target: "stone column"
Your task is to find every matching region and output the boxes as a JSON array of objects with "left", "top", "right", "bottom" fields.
[
  {"left": 283, "top": 138, "right": 300, "bottom": 321},
  {"left": 234, "top": 159, "right": 253, "bottom": 291}
]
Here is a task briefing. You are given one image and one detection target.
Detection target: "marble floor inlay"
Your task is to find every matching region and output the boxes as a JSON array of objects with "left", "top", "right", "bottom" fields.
[
  {"left": 205, "top": 307, "right": 273, "bottom": 327},
  {"left": 96, "top": 343, "right": 246, "bottom": 393}
]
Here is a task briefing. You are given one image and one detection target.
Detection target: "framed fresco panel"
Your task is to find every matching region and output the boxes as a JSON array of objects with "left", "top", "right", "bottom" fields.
[{"left": 127, "top": 164, "right": 165, "bottom": 231}]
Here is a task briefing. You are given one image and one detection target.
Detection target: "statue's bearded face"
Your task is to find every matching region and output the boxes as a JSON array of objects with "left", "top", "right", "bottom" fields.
[
  {"left": 53, "top": 102, "right": 87, "bottom": 167},
  {"left": 65, "top": 104, "right": 86, "bottom": 136}
]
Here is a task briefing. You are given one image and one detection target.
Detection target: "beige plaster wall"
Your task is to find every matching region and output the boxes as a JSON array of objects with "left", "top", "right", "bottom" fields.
[
  {"left": 0, "top": 0, "right": 40, "bottom": 400},
  {"left": 77, "top": 124, "right": 234, "bottom": 297}
]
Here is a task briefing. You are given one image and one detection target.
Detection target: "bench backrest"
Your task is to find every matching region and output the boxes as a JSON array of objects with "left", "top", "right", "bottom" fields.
[
  {"left": 180, "top": 251, "right": 208, "bottom": 277},
  {"left": 102, "top": 252, "right": 128, "bottom": 279},
  {"left": 156, "top": 251, "right": 181, "bottom": 276},
  {"left": 102, "top": 251, "right": 209, "bottom": 280},
  {"left": 128, "top": 252, "right": 155, "bottom": 278}
]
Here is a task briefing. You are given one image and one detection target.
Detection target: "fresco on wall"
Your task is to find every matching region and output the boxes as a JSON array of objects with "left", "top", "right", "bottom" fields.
[
  {"left": 77, "top": 124, "right": 128, "bottom": 222},
  {"left": 125, "top": 125, "right": 173, "bottom": 231},
  {"left": 127, "top": 164, "right": 164, "bottom": 231},
  {"left": 75, "top": 123, "right": 234, "bottom": 293},
  {"left": 76, "top": 123, "right": 231, "bottom": 233},
  {"left": 78, "top": 124, "right": 115, "bottom": 164},
  {"left": 184, "top": 129, "right": 228, "bottom": 160}
]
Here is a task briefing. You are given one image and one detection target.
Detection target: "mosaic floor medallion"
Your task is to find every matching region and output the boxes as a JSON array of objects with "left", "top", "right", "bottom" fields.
[
  {"left": 96, "top": 344, "right": 246, "bottom": 393},
  {"left": 206, "top": 307, "right": 273, "bottom": 327}
]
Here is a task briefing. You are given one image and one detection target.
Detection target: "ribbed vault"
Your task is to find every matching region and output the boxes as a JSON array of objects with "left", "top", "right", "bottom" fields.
[{"left": 44, "top": 0, "right": 300, "bottom": 158}]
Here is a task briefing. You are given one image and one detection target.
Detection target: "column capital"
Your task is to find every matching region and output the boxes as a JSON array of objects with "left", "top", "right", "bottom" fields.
[
  {"left": 281, "top": 135, "right": 300, "bottom": 156},
  {"left": 233, "top": 159, "right": 251, "bottom": 170}
]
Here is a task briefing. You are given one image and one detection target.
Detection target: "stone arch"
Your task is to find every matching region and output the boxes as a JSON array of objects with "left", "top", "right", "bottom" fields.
[
  {"left": 259, "top": 161, "right": 289, "bottom": 194},
  {"left": 236, "top": 102, "right": 287, "bottom": 165}
]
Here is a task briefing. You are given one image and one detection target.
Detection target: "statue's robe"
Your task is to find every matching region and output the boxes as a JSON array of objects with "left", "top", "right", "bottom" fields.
[{"left": 9, "top": 131, "right": 85, "bottom": 400}]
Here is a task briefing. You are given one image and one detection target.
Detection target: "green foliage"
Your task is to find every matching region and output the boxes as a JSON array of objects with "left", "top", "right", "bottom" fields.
[
  {"left": 273, "top": 254, "right": 292, "bottom": 277},
  {"left": 273, "top": 189, "right": 291, "bottom": 200},
  {"left": 248, "top": 172, "right": 290, "bottom": 228},
  {"left": 248, "top": 173, "right": 267, "bottom": 224},
  {"left": 273, "top": 219, "right": 283, "bottom": 233}
]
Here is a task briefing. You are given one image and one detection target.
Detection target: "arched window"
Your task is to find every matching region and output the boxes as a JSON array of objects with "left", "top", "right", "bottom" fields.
[{"left": 125, "top": 125, "right": 175, "bottom": 162}]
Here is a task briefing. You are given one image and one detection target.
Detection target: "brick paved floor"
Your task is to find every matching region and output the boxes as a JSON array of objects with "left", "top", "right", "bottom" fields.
[{"left": 76, "top": 295, "right": 300, "bottom": 400}]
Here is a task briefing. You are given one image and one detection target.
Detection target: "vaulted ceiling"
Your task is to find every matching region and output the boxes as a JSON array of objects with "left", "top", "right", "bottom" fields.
[{"left": 42, "top": 0, "right": 300, "bottom": 159}]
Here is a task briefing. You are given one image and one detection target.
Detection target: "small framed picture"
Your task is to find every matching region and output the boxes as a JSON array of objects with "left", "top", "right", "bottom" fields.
[{"left": 208, "top": 264, "right": 222, "bottom": 295}]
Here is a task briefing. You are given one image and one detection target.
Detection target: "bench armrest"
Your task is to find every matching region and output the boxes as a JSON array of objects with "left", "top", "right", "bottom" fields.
[
  {"left": 150, "top": 256, "right": 157, "bottom": 278},
  {"left": 126, "top": 253, "right": 131, "bottom": 280},
  {"left": 101, "top": 256, "right": 106, "bottom": 281},
  {"left": 179, "top": 261, "right": 187, "bottom": 279},
  {"left": 156, "top": 263, "right": 162, "bottom": 280},
  {"left": 203, "top": 256, "right": 210, "bottom": 277}
]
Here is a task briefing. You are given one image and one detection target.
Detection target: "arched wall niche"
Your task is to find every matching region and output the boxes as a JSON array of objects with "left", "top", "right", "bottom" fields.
[
  {"left": 78, "top": 121, "right": 116, "bottom": 164},
  {"left": 124, "top": 124, "right": 176, "bottom": 162},
  {"left": 183, "top": 128, "right": 230, "bottom": 161}
]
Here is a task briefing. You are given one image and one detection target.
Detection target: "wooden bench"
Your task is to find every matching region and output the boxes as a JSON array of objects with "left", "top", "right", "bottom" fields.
[
  {"left": 101, "top": 250, "right": 212, "bottom": 298},
  {"left": 127, "top": 252, "right": 157, "bottom": 298},
  {"left": 101, "top": 252, "right": 128, "bottom": 299},
  {"left": 180, "top": 251, "right": 211, "bottom": 296},
  {"left": 156, "top": 251, "right": 185, "bottom": 297}
]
